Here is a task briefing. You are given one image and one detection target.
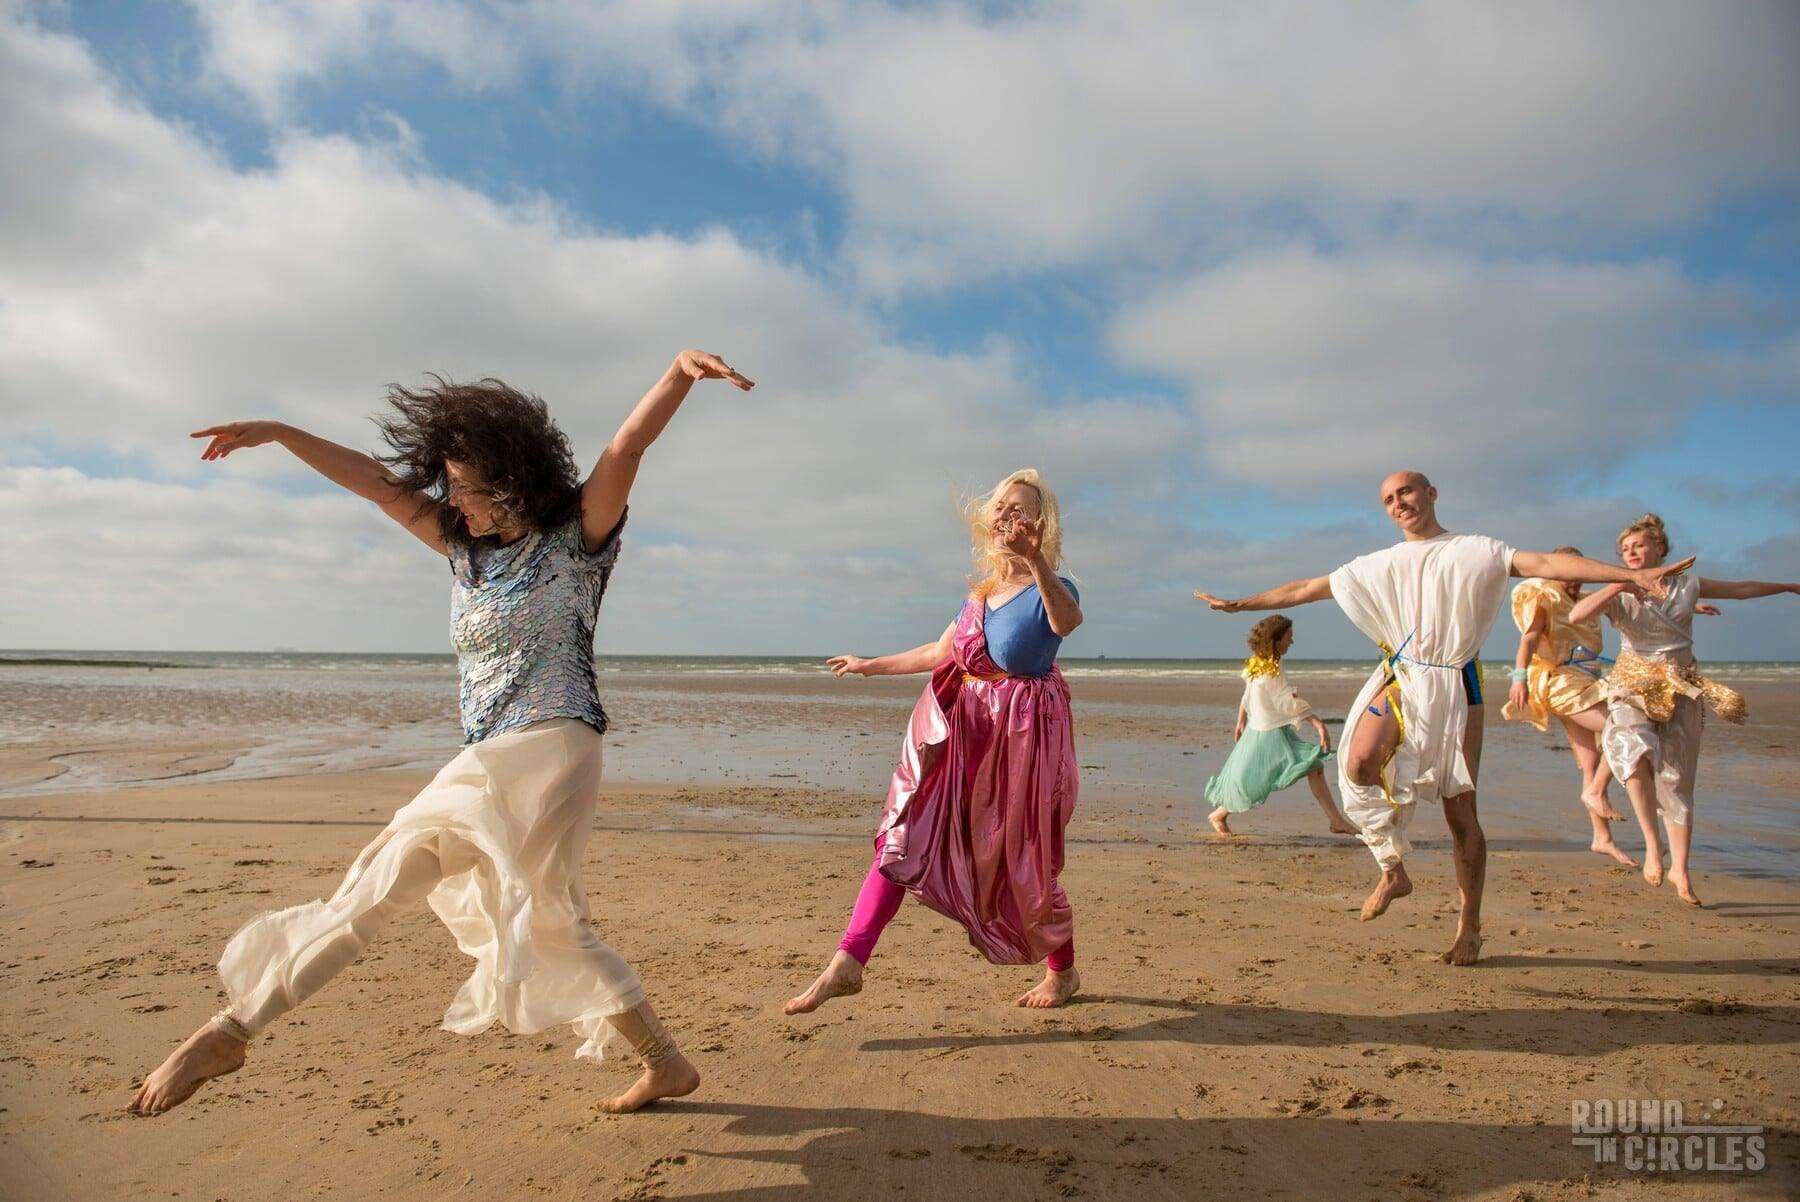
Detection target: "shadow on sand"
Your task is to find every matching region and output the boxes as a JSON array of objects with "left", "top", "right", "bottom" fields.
[
  {"left": 654, "top": 1100, "right": 1795, "bottom": 1201},
  {"left": 854, "top": 993, "right": 1800, "bottom": 1059}
]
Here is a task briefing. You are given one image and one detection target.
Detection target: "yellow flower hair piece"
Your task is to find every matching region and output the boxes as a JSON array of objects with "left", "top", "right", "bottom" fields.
[{"left": 1242, "top": 654, "right": 1283, "bottom": 681}]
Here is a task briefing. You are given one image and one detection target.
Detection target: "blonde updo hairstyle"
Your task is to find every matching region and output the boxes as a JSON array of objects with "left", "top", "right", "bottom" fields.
[
  {"left": 965, "top": 468, "right": 1065, "bottom": 600},
  {"left": 1617, "top": 513, "right": 1670, "bottom": 561},
  {"left": 1247, "top": 615, "right": 1293, "bottom": 662}
]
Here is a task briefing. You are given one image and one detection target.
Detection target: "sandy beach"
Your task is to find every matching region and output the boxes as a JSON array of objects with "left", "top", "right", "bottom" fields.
[{"left": 3, "top": 661, "right": 1797, "bottom": 1199}]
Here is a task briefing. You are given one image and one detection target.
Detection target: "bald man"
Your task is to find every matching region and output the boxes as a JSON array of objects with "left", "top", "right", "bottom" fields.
[{"left": 1196, "top": 471, "right": 1690, "bottom": 965}]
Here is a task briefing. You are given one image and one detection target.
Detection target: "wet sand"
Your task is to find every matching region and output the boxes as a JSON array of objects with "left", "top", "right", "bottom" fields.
[{"left": 2, "top": 667, "right": 1797, "bottom": 1198}]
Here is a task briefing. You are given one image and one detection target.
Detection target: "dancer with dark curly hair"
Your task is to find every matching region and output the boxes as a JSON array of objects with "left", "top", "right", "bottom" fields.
[
  {"left": 1203, "top": 615, "right": 1353, "bottom": 838},
  {"left": 128, "top": 350, "right": 753, "bottom": 1118}
]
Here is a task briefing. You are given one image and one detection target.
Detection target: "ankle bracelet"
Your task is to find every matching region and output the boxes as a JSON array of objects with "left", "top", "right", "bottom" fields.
[{"left": 211, "top": 1008, "right": 253, "bottom": 1043}]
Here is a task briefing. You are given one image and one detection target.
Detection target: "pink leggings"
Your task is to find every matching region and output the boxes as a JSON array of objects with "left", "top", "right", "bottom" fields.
[{"left": 837, "top": 849, "right": 1074, "bottom": 972}]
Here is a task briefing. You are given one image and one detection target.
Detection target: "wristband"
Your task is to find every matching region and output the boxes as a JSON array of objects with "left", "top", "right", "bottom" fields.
[{"left": 1508, "top": 667, "right": 1530, "bottom": 684}]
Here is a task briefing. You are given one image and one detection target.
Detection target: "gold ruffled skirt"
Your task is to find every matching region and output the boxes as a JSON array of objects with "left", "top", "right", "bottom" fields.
[{"left": 1606, "top": 651, "right": 1745, "bottom": 725}]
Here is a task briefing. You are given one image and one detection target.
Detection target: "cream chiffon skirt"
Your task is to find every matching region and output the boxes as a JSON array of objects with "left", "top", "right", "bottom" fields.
[{"left": 218, "top": 718, "right": 646, "bottom": 1061}]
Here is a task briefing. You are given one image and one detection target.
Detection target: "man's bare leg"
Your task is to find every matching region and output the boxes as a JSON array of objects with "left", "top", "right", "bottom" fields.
[
  {"left": 1439, "top": 703, "right": 1485, "bottom": 965},
  {"left": 1361, "top": 862, "right": 1412, "bottom": 920},
  {"left": 1346, "top": 695, "right": 1408, "bottom": 919},
  {"left": 1305, "top": 768, "right": 1356, "bottom": 834},
  {"left": 1440, "top": 793, "right": 1486, "bottom": 965}
]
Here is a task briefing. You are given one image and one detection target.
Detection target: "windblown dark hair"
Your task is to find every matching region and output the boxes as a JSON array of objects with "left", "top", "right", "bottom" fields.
[{"left": 374, "top": 375, "right": 582, "bottom": 548}]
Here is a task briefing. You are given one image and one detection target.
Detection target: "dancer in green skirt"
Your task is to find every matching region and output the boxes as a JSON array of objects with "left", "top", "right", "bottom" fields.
[{"left": 1206, "top": 616, "right": 1355, "bottom": 837}]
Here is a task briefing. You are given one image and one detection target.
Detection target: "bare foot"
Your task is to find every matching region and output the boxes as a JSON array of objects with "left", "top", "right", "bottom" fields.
[
  {"left": 127, "top": 1020, "right": 246, "bottom": 1116},
  {"left": 1328, "top": 819, "right": 1357, "bottom": 835},
  {"left": 1667, "top": 870, "right": 1703, "bottom": 907},
  {"left": 1440, "top": 925, "right": 1483, "bottom": 966},
  {"left": 1590, "top": 838, "right": 1639, "bottom": 868},
  {"left": 784, "top": 950, "right": 863, "bottom": 1015},
  {"left": 1643, "top": 859, "right": 1664, "bottom": 888},
  {"left": 1360, "top": 865, "right": 1412, "bottom": 921},
  {"left": 598, "top": 1054, "right": 700, "bottom": 1114},
  {"left": 1015, "top": 967, "right": 1080, "bottom": 1009},
  {"left": 1209, "top": 810, "right": 1232, "bottom": 837},
  {"left": 1580, "top": 784, "right": 1625, "bottom": 822}
]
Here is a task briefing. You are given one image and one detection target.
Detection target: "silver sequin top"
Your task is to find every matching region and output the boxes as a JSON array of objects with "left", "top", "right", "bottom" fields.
[{"left": 448, "top": 510, "right": 624, "bottom": 744}]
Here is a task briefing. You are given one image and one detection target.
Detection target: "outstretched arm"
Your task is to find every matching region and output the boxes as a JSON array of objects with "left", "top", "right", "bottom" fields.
[
  {"left": 828, "top": 622, "right": 957, "bottom": 678},
  {"left": 580, "top": 349, "right": 754, "bottom": 551},
  {"left": 1512, "top": 549, "right": 1694, "bottom": 597},
  {"left": 1195, "top": 575, "right": 1331, "bottom": 613},
  {"left": 1567, "top": 583, "right": 1623, "bottom": 628},
  {"left": 191, "top": 421, "right": 447, "bottom": 553},
  {"left": 1698, "top": 577, "right": 1799, "bottom": 601}
]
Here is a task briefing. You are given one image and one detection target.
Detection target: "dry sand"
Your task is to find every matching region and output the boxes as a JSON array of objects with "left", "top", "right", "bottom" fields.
[{"left": 2, "top": 669, "right": 1797, "bottom": 1199}]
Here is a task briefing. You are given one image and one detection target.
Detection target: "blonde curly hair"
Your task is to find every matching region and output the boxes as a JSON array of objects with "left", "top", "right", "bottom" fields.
[
  {"left": 1617, "top": 513, "right": 1670, "bottom": 559},
  {"left": 964, "top": 468, "right": 1065, "bottom": 599}
]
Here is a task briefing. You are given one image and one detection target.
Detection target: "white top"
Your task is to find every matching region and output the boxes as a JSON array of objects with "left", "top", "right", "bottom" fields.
[
  {"left": 1606, "top": 574, "right": 1698, "bottom": 665},
  {"left": 1329, "top": 533, "right": 1516, "bottom": 810},
  {"left": 1241, "top": 668, "right": 1314, "bottom": 732},
  {"left": 1328, "top": 533, "right": 1516, "bottom": 668}
]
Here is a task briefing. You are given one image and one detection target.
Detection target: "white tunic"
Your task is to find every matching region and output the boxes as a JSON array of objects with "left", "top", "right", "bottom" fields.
[
  {"left": 1242, "top": 669, "right": 1315, "bottom": 732},
  {"left": 1329, "top": 533, "right": 1516, "bottom": 867}
]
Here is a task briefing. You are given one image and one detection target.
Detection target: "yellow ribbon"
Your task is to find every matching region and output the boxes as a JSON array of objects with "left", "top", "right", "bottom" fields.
[{"left": 1371, "top": 643, "right": 1410, "bottom": 807}]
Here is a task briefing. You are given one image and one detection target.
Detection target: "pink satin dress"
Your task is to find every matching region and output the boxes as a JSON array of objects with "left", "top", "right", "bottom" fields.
[{"left": 872, "top": 596, "right": 1079, "bottom": 965}]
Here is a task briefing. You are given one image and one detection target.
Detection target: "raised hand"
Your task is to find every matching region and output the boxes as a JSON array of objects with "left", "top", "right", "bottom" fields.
[
  {"left": 190, "top": 421, "right": 283, "bottom": 461},
  {"left": 1194, "top": 590, "right": 1244, "bottom": 613},
  {"left": 998, "top": 514, "right": 1042, "bottom": 561},
  {"left": 1631, "top": 554, "right": 1696, "bottom": 599},
  {"left": 675, "top": 349, "right": 755, "bottom": 391},
  {"left": 826, "top": 654, "right": 871, "bottom": 678}
]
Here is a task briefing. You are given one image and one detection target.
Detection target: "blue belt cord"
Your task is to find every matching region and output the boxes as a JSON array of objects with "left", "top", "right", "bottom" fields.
[
  {"left": 1367, "top": 630, "right": 1470, "bottom": 716},
  {"left": 1563, "top": 644, "right": 1613, "bottom": 677},
  {"left": 1382, "top": 630, "right": 1465, "bottom": 672}
]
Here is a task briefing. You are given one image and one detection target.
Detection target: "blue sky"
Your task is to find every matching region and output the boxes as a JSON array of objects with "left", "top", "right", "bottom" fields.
[{"left": 4, "top": 2, "right": 1798, "bottom": 659}]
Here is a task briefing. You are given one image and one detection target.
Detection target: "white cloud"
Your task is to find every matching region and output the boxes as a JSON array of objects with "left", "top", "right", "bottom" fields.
[
  {"left": 4, "top": 7, "right": 1796, "bottom": 659},
  {"left": 0, "top": 12, "right": 1190, "bottom": 653},
  {"left": 182, "top": 0, "right": 1800, "bottom": 289},
  {"left": 1109, "top": 245, "right": 1787, "bottom": 500},
  {"left": 184, "top": 0, "right": 522, "bottom": 116}
]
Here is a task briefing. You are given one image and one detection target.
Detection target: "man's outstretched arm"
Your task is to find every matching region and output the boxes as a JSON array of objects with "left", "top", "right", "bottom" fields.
[{"left": 1195, "top": 575, "right": 1331, "bottom": 614}]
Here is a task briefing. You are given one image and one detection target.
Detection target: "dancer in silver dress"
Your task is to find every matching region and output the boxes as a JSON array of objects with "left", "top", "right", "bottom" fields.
[
  {"left": 1570, "top": 513, "right": 1797, "bottom": 907},
  {"left": 129, "top": 350, "right": 752, "bottom": 1116}
]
